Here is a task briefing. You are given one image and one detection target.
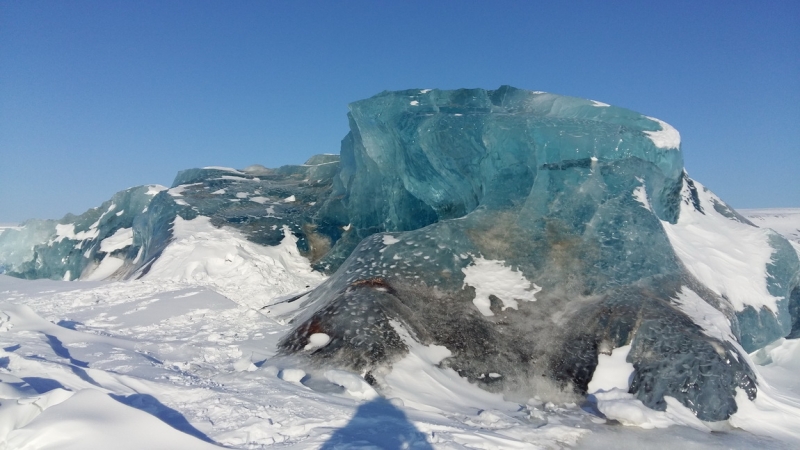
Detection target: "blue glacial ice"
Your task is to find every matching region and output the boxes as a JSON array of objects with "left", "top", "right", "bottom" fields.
[
  {"left": 1, "top": 87, "right": 798, "bottom": 423},
  {"left": 277, "top": 87, "right": 799, "bottom": 421}
]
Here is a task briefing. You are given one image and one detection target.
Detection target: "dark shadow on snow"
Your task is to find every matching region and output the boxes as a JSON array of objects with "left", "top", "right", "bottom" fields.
[
  {"left": 45, "top": 334, "right": 89, "bottom": 368},
  {"left": 56, "top": 319, "right": 82, "bottom": 330},
  {"left": 321, "top": 397, "right": 433, "bottom": 450},
  {"left": 42, "top": 334, "right": 102, "bottom": 387},
  {"left": 110, "top": 393, "right": 218, "bottom": 445},
  {"left": 23, "top": 377, "right": 66, "bottom": 393}
]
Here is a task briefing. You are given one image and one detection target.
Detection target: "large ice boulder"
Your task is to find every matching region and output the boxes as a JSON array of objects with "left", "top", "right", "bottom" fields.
[{"left": 278, "top": 87, "right": 800, "bottom": 421}]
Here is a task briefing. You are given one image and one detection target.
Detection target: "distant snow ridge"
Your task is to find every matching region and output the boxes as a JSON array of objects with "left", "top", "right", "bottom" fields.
[{"left": 741, "top": 208, "right": 800, "bottom": 249}]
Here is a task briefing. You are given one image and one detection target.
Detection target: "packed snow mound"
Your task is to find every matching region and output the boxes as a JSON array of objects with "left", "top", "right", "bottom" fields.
[
  {"left": 662, "top": 179, "right": 800, "bottom": 351},
  {"left": 142, "top": 216, "right": 325, "bottom": 310}
]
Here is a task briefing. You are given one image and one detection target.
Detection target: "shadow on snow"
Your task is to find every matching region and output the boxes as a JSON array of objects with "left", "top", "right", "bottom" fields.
[{"left": 321, "top": 397, "right": 433, "bottom": 449}]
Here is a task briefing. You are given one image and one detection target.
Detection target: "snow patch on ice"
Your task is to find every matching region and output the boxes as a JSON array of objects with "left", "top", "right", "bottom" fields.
[
  {"left": 99, "top": 227, "right": 133, "bottom": 253},
  {"left": 53, "top": 223, "right": 100, "bottom": 243},
  {"left": 632, "top": 178, "right": 651, "bottom": 211},
  {"left": 462, "top": 257, "right": 541, "bottom": 316},
  {"left": 673, "top": 287, "right": 737, "bottom": 344},
  {"left": 382, "top": 234, "right": 400, "bottom": 245},
  {"left": 145, "top": 185, "right": 167, "bottom": 196},
  {"left": 644, "top": 116, "right": 681, "bottom": 149},
  {"left": 202, "top": 166, "right": 245, "bottom": 174},
  {"left": 384, "top": 320, "right": 511, "bottom": 413},
  {"left": 304, "top": 332, "right": 331, "bottom": 351}
]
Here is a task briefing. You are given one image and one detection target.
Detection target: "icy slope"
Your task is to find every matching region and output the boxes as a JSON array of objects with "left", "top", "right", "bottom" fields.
[{"left": 661, "top": 180, "right": 799, "bottom": 350}]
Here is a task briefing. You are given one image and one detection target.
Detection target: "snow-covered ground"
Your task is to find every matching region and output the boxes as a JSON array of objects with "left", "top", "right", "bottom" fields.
[
  {"left": 4, "top": 275, "right": 798, "bottom": 449},
  {"left": 2, "top": 214, "right": 800, "bottom": 448},
  {"left": 740, "top": 208, "right": 800, "bottom": 246}
]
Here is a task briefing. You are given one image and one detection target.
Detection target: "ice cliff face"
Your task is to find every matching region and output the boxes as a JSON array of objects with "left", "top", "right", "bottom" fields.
[{"left": 1, "top": 87, "right": 798, "bottom": 423}]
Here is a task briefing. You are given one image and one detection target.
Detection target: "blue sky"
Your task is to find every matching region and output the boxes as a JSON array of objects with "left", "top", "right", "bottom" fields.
[{"left": 1, "top": 1, "right": 798, "bottom": 222}]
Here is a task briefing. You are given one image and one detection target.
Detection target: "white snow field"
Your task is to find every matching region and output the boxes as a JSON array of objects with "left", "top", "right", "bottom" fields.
[
  {"left": 1, "top": 213, "right": 800, "bottom": 448},
  {"left": 740, "top": 208, "right": 800, "bottom": 247}
]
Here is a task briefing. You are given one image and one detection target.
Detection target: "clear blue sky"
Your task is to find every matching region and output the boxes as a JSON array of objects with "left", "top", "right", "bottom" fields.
[{"left": 1, "top": 1, "right": 798, "bottom": 222}]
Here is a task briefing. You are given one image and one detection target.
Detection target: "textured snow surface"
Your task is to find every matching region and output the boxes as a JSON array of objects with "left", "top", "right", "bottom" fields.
[
  {"left": 142, "top": 217, "right": 326, "bottom": 310},
  {"left": 1, "top": 265, "right": 800, "bottom": 448},
  {"left": 587, "top": 345, "right": 634, "bottom": 394}
]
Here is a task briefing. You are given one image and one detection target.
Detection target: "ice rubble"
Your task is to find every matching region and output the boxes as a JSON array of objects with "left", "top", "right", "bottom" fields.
[{"left": 1, "top": 87, "right": 799, "bottom": 433}]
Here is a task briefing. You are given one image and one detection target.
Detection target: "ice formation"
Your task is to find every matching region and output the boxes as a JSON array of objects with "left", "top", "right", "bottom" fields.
[{"left": 1, "top": 87, "right": 799, "bottom": 426}]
